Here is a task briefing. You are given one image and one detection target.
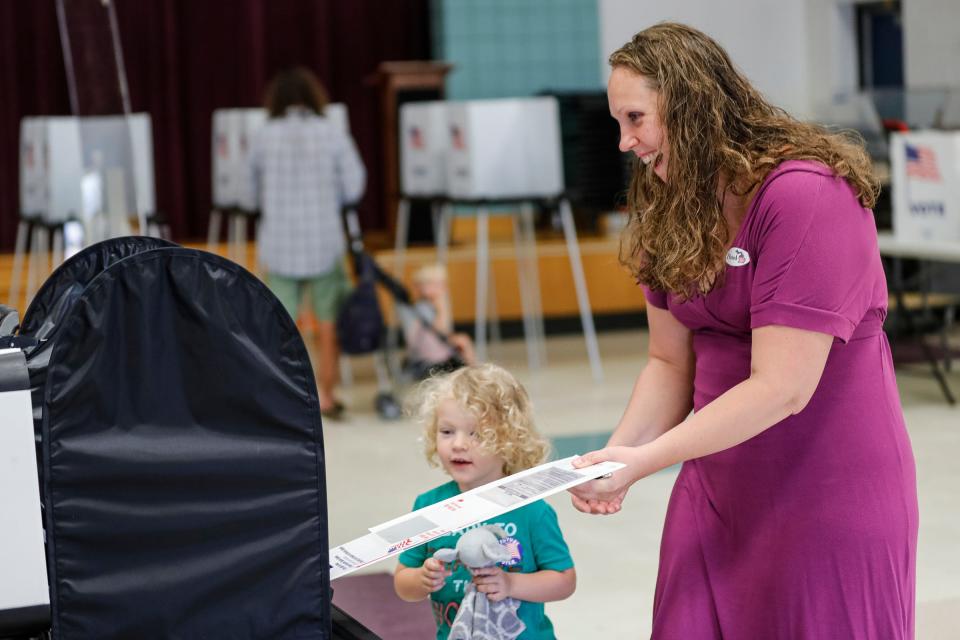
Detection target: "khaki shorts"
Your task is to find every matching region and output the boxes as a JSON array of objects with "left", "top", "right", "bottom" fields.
[{"left": 268, "top": 262, "right": 352, "bottom": 322}]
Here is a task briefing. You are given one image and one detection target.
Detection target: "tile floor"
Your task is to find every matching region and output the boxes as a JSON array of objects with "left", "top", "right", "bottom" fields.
[{"left": 323, "top": 329, "right": 960, "bottom": 639}]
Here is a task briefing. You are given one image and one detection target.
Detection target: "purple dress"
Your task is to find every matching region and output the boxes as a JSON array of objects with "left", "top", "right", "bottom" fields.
[{"left": 644, "top": 161, "right": 918, "bottom": 639}]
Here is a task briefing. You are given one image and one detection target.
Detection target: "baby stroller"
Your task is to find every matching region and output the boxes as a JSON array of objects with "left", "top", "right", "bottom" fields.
[
  {"left": 0, "top": 237, "right": 379, "bottom": 639},
  {"left": 336, "top": 208, "right": 466, "bottom": 400}
]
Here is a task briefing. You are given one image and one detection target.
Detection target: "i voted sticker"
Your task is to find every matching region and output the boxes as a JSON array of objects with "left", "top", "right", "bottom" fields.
[{"left": 725, "top": 247, "right": 750, "bottom": 267}]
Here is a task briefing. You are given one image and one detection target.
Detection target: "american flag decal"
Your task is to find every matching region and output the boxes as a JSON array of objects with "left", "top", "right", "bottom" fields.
[
  {"left": 409, "top": 126, "right": 424, "bottom": 149},
  {"left": 905, "top": 144, "right": 941, "bottom": 182},
  {"left": 450, "top": 125, "right": 465, "bottom": 150},
  {"left": 499, "top": 537, "right": 523, "bottom": 566}
]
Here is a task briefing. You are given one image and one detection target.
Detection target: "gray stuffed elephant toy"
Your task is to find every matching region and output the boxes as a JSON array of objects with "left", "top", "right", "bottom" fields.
[{"left": 433, "top": 525, "right": 526, "bottom": 640}]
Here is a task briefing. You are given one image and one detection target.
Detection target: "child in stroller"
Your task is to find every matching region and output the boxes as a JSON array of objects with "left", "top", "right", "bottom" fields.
[
  {"left": 398, "top": 264, "right": 475, "bottom": 380},
  {"left": 337, "top": 207, "right": 471, "bottom": 414}
]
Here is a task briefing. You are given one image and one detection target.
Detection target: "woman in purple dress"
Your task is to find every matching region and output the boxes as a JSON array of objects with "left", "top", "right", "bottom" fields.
[{"left": 569, "top": 23, "right": 918, "bottom": 639}]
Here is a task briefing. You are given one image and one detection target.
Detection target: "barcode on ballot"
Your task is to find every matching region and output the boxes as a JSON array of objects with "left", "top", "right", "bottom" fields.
[{"left": 479, "top": 466, "right": 582, "bottom": 507}]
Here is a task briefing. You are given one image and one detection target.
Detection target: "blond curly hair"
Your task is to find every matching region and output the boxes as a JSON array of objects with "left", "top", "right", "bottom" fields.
[
  {"left": 407, "top": 363, "right": 550, "bottom": 476},
  {"left": 611, "top": 22, "right": 879, "bottom": 300}
]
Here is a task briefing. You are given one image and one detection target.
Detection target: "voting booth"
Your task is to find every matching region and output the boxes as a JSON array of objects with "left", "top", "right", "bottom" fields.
[
  {"left": 11, "top": 114, "right": 158, "bottom": 307},
  {"left": 19, "top": 117, "right": 84, "bottom": 223},
  {"left": 890, "top": 131, "right": 960, "bottom": 242},
  {"left": 391, "top": 96, "right": 602, "bottom": 381},
  {"left": 399, "top": 97, "right": 566, "bottom": 199},
  {"left": 399, "top": 101, "right": 449, "bottom": 197},
  {"left": 79, "top": 113, "right": 156, "bottom": 235},
  {"left": 0, "top": 237, "right": 378, "bottom": 639},
  {"left": 445, "top": 97, "right": 565, "bottom": 200},
  {"left": 397, "top": 96, "right": 566, "bottom": 200},
  {"left": 211, "top": 109, "right": 268, "bottom": 211},
  {"left": 19, "top": 114, "right": 155, "bottom": 231}
]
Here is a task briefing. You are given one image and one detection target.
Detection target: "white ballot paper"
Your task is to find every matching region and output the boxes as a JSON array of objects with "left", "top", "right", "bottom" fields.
[{"left": 329, "top": 456, "right": 625, "bottom": 580}]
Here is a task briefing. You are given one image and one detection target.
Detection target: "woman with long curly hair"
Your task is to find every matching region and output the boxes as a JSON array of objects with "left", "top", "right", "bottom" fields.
[{"left": 569, "top": 23, "right": 917, "bottom": 638}]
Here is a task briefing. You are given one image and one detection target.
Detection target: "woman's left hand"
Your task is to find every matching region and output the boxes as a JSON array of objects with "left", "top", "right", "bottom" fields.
[
  {"left": 568, "top": 445, "right": 661, "bottom": 515},
  {"left": 472, "top": 566, "right": 513, "bottom": 602}
]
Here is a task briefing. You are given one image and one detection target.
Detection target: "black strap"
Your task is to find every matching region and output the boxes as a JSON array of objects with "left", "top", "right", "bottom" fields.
[{"left": 1, "top": 336, "right": 41, "bottom": 350}]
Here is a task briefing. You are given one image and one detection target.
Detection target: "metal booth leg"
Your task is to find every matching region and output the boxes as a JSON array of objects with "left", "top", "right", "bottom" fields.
[
  {"left": 26, "top": 225, "right": 50, "bottom": 305},
  {"left": 513, "top": 205, "right": 545, "bottom": 371},
  {"left": 207, "top": 209, "right": 222, "bottom": 251},
  {"left": 8, "top": 220, "right": 30, "bottom": 307},
  {"left": 235, "top": 214, "right": 249, "bottom": 268},
  {"left": 487, "top": 244, "right": 501, "bottom": 359},
  {"left": 475, "top": 209, "right": 489, "bottom": 362},
  {"left": 51, "top": 224, "right": 64, "bottom": 269},
  {"left": 559, "top": 198, "right": 603, "bottom": 383},
  {"left": 386, "top": 198, "right": 411, "bottom": 368},
  {"left": 522, "top": 203, "right": 547, "bottom": 366},
  {"left": 393, "top": 198, "right": 411, "bottom": 277},
  {"left": 434, "top": 202, "right": 452, "bottom": 268},
  {"left": 435, "top": 203, "right": 456, "bottom": 358}
]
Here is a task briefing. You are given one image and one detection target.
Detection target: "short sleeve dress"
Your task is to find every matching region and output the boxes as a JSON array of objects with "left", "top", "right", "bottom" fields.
[{"left": 644, "top": 161, "right": 918, "bottom": 639}]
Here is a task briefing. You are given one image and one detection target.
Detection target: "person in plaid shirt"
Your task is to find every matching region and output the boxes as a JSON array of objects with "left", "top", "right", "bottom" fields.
[{"left": 249, "top": 67, "right": 365, "bottom": 418}]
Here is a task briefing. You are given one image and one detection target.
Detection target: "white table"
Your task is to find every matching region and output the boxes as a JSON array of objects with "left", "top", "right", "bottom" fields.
[
  {"left": 877, "top": 232, "right": 960, "bottom": 263},
  {"left": 877, "top": 232, "right": 960, "bottom": 404}
]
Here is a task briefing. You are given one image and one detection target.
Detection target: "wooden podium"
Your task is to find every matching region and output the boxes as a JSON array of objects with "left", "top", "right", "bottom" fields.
[{"left": 367, "top": 61, "right": 452, "bottom": 240}]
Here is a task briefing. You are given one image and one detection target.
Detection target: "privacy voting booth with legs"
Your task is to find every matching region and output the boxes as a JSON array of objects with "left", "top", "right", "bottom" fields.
[
  {"left": 11, "top": 114, "right": 159, "bottom": 308},
  {"left": 396, "top": 96, "right": 603, "bottom": 381},
  {"left": 0, "top": 238, "right": 378, "bottom": 639},
  {"left": 883, "top": 131, "right": 960, "bottom": 404}
]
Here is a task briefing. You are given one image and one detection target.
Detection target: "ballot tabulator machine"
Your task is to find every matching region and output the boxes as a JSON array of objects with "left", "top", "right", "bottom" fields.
[{"left": 0, "top": 237, "right": 377, "bottom": 639}]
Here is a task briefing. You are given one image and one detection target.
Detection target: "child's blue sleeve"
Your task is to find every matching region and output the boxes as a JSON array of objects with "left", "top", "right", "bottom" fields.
[
  {"left": 397, "top": 495, "right": 428, "bottom": 568},
  {"left": 531, "top": 503, "right": 574, "bottom": 572}
]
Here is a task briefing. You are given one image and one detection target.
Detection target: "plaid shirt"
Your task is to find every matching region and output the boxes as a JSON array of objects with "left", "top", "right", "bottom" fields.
[{"left": 249, "top": 107, "right": 365, "bottom": 277}]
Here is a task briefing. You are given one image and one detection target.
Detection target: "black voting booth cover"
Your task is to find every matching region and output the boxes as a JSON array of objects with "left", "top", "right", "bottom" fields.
[
  {"left": 19, "top": 237, "right": 179, "bottom": 439},
  {"left": 25, "top": 238, "right": 331, "bottom": 639},
  {"left": 19, "top": 236, "right": 178, "bottom": 340}
]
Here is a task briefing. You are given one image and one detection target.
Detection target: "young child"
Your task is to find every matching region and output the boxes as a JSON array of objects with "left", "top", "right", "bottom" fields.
[
  {"left": 398, "top": 264, "right": 476, "bottom": 379},
  {"left": 394, "top": 364, "right": 576, "bottom": 639}
]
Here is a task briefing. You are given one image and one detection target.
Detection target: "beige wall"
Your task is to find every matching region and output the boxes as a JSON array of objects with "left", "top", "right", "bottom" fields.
[{"left": 904, "top": 0, "right": 960, "bottom": 88}]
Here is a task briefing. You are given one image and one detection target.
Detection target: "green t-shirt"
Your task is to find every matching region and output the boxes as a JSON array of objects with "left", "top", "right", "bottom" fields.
[{"left": 398, "top": 481, "right": 574, "bottom": 640}]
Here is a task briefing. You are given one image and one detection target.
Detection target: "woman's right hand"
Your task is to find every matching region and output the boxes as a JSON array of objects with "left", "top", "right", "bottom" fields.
[{"left": 420, "top": 557, "right": 451, "bottom": 593}]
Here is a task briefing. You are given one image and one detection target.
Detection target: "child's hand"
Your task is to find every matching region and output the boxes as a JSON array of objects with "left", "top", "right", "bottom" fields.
[
  {"left": 472, "top": 566, "right": 513, "bottom": 602},
  {"left": 420, "top": 557, "right": 451, "bottom": 593}
]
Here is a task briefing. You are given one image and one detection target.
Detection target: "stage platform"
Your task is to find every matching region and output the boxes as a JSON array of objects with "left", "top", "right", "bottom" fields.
[{"left": 0, "top": 228, "right": 647, "bottom": 326}]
